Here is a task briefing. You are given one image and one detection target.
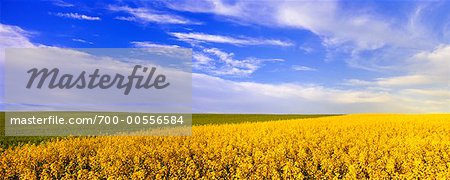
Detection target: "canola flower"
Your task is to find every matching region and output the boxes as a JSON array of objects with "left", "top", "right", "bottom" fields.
[{"left": 1, "top": 114, "right": 450, "bottom": 179}]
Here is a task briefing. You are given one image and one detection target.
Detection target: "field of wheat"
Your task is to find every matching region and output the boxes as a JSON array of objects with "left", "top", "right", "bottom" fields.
[{"left": 1, "top": 114, "right": 449, "bottom": 179}]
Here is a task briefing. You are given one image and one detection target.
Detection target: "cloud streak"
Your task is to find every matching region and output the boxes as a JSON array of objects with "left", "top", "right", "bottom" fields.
[
  {"left": 72, "top": 38, "right": 93, "bottom": 44},
  {"left": 51, "top": 12, "right": 101, "bottom": 21},
  {"left": 165, "top": 1, "right": 447, "bottom": 71},
  {"left": 0, "top": 24, "right": 36, "bottom": 49},
  {"left": 51, "top": 0, "right": 74, "bottom": 7},
  {"left": 108, "top": 5, "right": 200, "bottom": 25},
  {"left": 131, "top": 41, "right": 192, "bottom": 59},
  {"left": 193, "top": 47, "right": 283, "bottom": 76},
  {"left": 0, "top": 24, "right": 39, "bottom": 104},
  {"left": 170, "top": 32, "right": 293, "bottom": 47},
  {"left": 292, "top": 65, "right": 317, "bottom": 71}
]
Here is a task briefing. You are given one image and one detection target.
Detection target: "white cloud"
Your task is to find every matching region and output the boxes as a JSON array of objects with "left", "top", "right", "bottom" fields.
[
  {"left": 167, "top": 1, "right": 434, "bottom": 50},
  {"left": 292, "top": 65, "right": 317, "bottom": 71},
  {"left": 273, "top": 2, "right": 436, "bottom": 52},
  {"left": 343, "top": 45, "right": 450, "bottom": 112},
  {"left": 108, "top": 5, "right": 200, "bottom": 25},
  {"left": 192, "top": 73, "right": 447, "bottom": 113},
  {"left": 0, "top": 24, "right": 36, "bottom": 49},
  {"left": 0, "top": 24, "right": 39, "bottom": 104},
  {"left": 299, "top": 46, "right": 314, "bottom": 53},
  {"left": 131, "top": 41, "right": 181, "bottom": 49},
  {"left": 164, "top": 0, "right": 257, "bottom": 21},
  {"left": 165, "top": 1, "right": 446, "bottom": 71},
  {"left": 169, "top": 32, "right": 293, "bottom": 47},
  {"left": 0, "top": 23, "right": 39, "bottom": 68},
  {"left": 114, "top": 16, "right": 135, "bottom": 21},
  {"left": 193, "top": 52, "right": 213, "bottom": 65},
  {"left": 72, "top": 38, "right": 93, "bottom": 44},
  {"left": 343, "top": 79, "right": 372, "bottom": 86},
  {"left": 51, "top": 12, "right": 101, "bottom": 21},
  {"left": 411, "top": 44, "right": 450, "bottom": 77},
  {"left": 193, "top": 47, "right": 283, "bottom": 76},
  {"left": 345, "top": 75, "right": 433, "bottom": 87},
  {"left": 401, "top": 89, "right": 450, "bottom": 100},
  {"left": 131, "top": 41, "right": 191, "bottom": 59},
  {"left": 51, "top": 0, "right": 74, "bottom": 7},
  {"left": 347, "top": 45, "right": 449, "bottom": 88},
  {"left": 375, "top": 75, "right": 432, "bottom": 87}
]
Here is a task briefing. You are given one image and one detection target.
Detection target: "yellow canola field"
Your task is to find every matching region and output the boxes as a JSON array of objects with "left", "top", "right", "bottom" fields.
[{"left": 1, "top": 114, "right": 450, "bottom": 179}]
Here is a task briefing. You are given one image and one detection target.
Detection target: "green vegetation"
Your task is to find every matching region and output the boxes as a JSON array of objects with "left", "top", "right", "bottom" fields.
[
  {"left": 1, "top": 112, "right": 336, "bottom": 149},
  {"left": 192, "top": 114, "right": 336, "bottom": 125},
  {"left": 1, "top": 112, "right": 62, "bottom": 149}
]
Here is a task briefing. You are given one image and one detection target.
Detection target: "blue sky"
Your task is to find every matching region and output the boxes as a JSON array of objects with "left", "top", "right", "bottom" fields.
[{"left": 1, "top": 0, "right": 449, "bottom": 113}]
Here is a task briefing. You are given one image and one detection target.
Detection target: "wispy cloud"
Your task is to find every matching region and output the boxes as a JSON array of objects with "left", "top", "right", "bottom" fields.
[
  {"left": 345, "top": 45, "right": 450, "bottom": 88},
  {"left": 346, "top": 75, "right": 435, "bottom": 87},
  {"left": 292, "top": 65, "right": 317, "bottom": 71},
  {"left": 0, "top": 23, "right": 39, "bottom": 104},
  {"left": 131, "top": 41, "right": 191, "bottom": 59},
  {"left": 131, "top": 41, "right": 181, "bottom": 49},
  {"left": 164, "top": 0, "right": 248, "bottom": 19},
  {"left": 165, "top": 1, "right": 447, "bottom": 71},
  {"left": 170, "top": 32, "right": 293, "bottom": 47},
  {"left": 108, "top": 5, "right": 200, "bottom": 25},
  {"left": 345, "top": 75, "right": 432, "bottom": 88},
  {"left": 51, "top": 0, "right": 74, "bottom": 7},
  {"left": 0, "top": 24, "right": 36, "bottom": 49},
  {"left": 274, "top": 2, "right": 415, "bottom": 51},
  {"left": 193, "top": 47, "right": 283, "bottom": 76},
  {"left": 299, "top": 46, "right": 314, "bottom": 53},
  {"left": 166, "top": 1, "right": 433, "bottom": 50},
  {"left": 343, "top": 45, "right": 450, "bottom": 111},
  {"left": 51, "top": 12, "right": 101, "bottom": 21},
  {"left": 72, "top": 38, "right": 93, "bottom": 44}
]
